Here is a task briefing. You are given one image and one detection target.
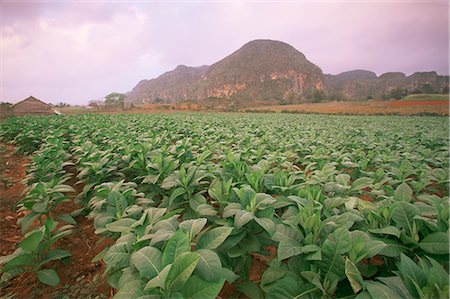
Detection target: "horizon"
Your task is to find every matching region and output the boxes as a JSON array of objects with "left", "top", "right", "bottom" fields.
[{"left": 1, "top": 1, "right": 448, "bottom": 105}]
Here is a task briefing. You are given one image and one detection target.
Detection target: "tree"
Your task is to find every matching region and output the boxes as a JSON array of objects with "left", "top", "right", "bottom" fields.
[
  {"left": 105, "top": 92, "right": 125, "bottom": 108},
  {"left": 386, "top": 88, "right": 408, "bottom": 100}
]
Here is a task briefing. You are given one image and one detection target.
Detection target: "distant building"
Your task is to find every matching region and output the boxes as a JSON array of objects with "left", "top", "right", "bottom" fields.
[{"left": 12, "top": 96, "right": 60, "bottom": 116}]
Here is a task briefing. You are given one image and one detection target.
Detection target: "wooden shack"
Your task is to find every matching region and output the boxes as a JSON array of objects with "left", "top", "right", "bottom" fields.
[{"left": 12, "top": 96, "right": 57, "bottom": 116}]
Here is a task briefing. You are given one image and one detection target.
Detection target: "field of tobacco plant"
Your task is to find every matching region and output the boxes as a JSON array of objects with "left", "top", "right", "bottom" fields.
[{"left": 0, "top": 113, "right": 448, "bottom": 298}]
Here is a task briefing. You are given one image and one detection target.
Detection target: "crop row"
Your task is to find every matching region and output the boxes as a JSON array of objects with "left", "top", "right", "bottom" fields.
[{"left": 0, "top": 113, "right": 449, "bottom": 298}]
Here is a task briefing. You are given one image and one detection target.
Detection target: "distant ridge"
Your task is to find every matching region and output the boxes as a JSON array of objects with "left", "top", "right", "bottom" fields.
[{"left": 126, "top": 39, "right": 449, "bottom": 104}]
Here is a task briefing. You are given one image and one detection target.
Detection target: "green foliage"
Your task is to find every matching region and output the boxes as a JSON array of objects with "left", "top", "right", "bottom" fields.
[{"left": 0, "top": 113, "right": 448, "bottom": 297}]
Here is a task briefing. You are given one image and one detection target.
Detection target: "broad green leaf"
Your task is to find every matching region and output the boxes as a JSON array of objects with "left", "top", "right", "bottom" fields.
[
  {"left": 365, "top": 240, "right": 387, "bottom": 258},
  {"left": 351, "top": 177, "right": 374, "bottom": 191},
  {"left": 234, "top": 210, "right": 254, "bottom": 228},
  {"left": 180, "top": 275, "right": 224, "bottom": 299},
  {"left": 391, "top": 202, "right": 420, "bottom": 238},
  {"left": 394, "top": 183, "right": 413, "bottom": 202},
  {"left": 419, "top": 232, "right": 449, "bottom": 255},
  {"left": 114, "top": 280, "right": 145, "bottom": 299},
  {"left": 197, "top": 226, "right": 233, "bottom": 250},
  {"left": 165, "top": 252, "right": 200, "bottom": 291},
  {"left": 162, "top": 230, "right": 190, "bottom": 267},
  {"left": 398, "top": 253, "right": 426, "bottom": 298},
  {"left": 277, "top": 241, "right": 303, "bottom": 261},
  {"left": 144, "top": 264, "right": 172, "bottom": 290},
  {"left": 345, "top": 258, "right": 364, "bottom": 294},
  {"left": 195, "top": 249, "right": 222, "bottom": 282},
  {"left": 237, "top": 281, "right": 263, "bottom": 299},
  {"left": 365, "top": 281, "right": 401, "bottom": 298},
  {"left": 368, "top": 226, "right": 401, "bottom": 238},
  {"left": 37, "top": 269, "right": 60, "bottom": 286},
  {"left": 18, "top": 211, "right": 40, "bottom": 234},
  {"left": 39, "top": 249, "right": 71, "bottom": 267},
  {"left": 2, "top": 253, "right": 35, "bottom": 272},
  {"left": 105, "top": 218, "right": 135, "bottom": 233},
  {"left": 375, "top": 238, "right": 408, "bottom": 257},
  {"left": 52, "top": 184, "right": 75, "bottom": 193},
  {"left": 266, "top": 272, "right": 318, "bottom": 299},
  {"left": 254, "top": 217, "right": 275, "bottom": 235},
  {"left": 319, "top": 228, "right": 352, "bottom": 280},
  {"left": 377, "top": 276, "right": 413, "bottom": 298},
  {"left": 131, "top": 246, "right": 162, "bottom": 279},
  {"left": 179, "top": 218, "right": 207, "bottom": 240},
  {"left": 58, "top": 213, "right": 77, "bottom": 225},
  {"left": 104, "top": 242, "right": 130, "bottom": 272},
  {"left": 19, "top": 229, "right": 44, "bottom": 252},
  {"left": 272, "top": 223, "right": 303, "bottom": 242}
]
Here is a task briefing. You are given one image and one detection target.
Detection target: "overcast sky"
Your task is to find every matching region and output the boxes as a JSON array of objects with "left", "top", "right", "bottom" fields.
[{"left": 1, "top": 1, "right": 448, "bottom": 105}]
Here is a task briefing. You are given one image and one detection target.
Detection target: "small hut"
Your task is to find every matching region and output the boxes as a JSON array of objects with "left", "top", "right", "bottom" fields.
[{"left": 12, "top": 96, "right": 58, "bottom": 116}]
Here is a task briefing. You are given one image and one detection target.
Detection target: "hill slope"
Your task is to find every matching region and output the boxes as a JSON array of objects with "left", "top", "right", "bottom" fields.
[
  {"left": 126, "top": 40, "right": 325, "bottom": 104},
  {"left": 126, "top": 40, "right": 449, "bottom": 104}
]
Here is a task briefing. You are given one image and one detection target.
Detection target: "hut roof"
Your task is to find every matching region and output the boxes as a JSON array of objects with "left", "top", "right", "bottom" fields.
[
  {"left": 12, "top": 96, "right": 58, "bottom": 116},
  {"left": 12, "top": 96, "right": 50, "bottom": 107}
]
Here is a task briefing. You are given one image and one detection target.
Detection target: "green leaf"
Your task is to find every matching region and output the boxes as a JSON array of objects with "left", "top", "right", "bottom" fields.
[
  {"left": 103, "top": 242, "right": 130, "bottom": 273},
  {"left": 32, "top": 201, "right": 48, "bottom": 213},
  {"left": 19, "top": 229, "right": 44, "bottom": 252},
  {"left": 131, "top": 246, "right": 162, "bottom": 279},
  {"left": 375, "top": 238, "right": 408, "bottom": 257},
  {"left": 234, "top": 210, "right": 254, "bottom": 228},
  {"left": 180, "top": 275, "right": 224, "bottom": 299},
  {"left": 345, "top": 258, "right": 364, "bottom": 294},
  {"left": 144, "top": 264, "right": 172, "bottom": 290},
  {"left": 179, "top": 218, "right": 207, "bottom": 240},
  {"left": 37, "top": 269, "right": 60, "bottom": 286},
  {"left": 277, "top": 241, "right": 303, "bottom": 261},
  {"left": 368, "top": 226, "right": 401, "bottom": 238},
  {"left": 52, "top": 184, "right": 75, "bottom": 193},
  {"left": 391, "top": 201, "right": 420, "bottom": 238},
  {"left": 254, "top": 217, "right": 275, "bottom": 235},
  {"left": 365, "top": 240, "right": 387, "bottom": 258},
  {"left": 351, "top": 177, "right": 374, "bottom": 191},
  {"left": 165, "top": 252, "right": 200, "bottom": 292},
  {"left": 419, "top": 232, "right": 449, "bottom": 255},
  {"left": 162, "top": 230, "right": 190, "bottom": 267},
  {"left": 58, "top": 213, "right": 77, "bottom": 225},
  {"left": 377, "top": 276, "right": 413, "bottom": 298},
  {"left": 394, "top": 183, "right": 413, "bottom": 202},
  {"left": 2, "top": 253, "right": 35, "bottom": 272},
  {"left": 18, "top": 211, "right": 40, "bottom": 234},
  {"left": 195, "top": 249, "right": 222, "bottom": 282},
  {"left": 237, "top": 281, "right": 263, "bottom": 299},
  {"left": 365, "top": 281, "right": 401, "bottom": 298},
  {"left": 114, "top": 280, "right": 144, "bottom": 299},
  {"left": 319, "top": 228, "right": 352, "bottom": 280},
  {"left": 170, "top": 187, "right": 187, "bottom": 202},
  {"left": 398, "top": 253, "right": 426, "bottom": 298},
  {"left": 105, "top": 218, "right": 135, "bottom": 233},
  {"left": 39, "top": 249, "right": 71, "bottom": 267},
  {"left": 197, "top": 227, "right": 233, "bottom": 250}
]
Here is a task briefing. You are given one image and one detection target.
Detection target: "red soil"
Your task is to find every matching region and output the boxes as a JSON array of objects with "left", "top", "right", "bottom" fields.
[
  {"left": 387, "top": 100, "right": 449, "bottom": 107},
  {"left": 0, "top": 143, "right": 111, "bottom": 299}
]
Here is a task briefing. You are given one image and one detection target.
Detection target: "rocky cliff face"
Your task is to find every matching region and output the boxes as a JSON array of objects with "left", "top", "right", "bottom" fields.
[
  {"left": 126, "top": 40, "right": 448, "bottom": 104},
  {"left": 325, "top": 70, "right": 448, "bottom": 100},
  {"left": 126, "top": 40, "right": 326, "bottom": 103}
]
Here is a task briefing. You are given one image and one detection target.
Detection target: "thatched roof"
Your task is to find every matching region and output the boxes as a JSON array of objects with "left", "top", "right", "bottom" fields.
[{"left": 12, "top": 96, "right": 58, "bottom": 116}]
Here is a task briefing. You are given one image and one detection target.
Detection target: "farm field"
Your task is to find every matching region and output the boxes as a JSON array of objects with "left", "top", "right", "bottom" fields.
[
  {"left": 0, "top": 113, "right": 449, "bottom": 298},
  {"left": 243, "top": 98, "right": 449, "bottom": 115}
]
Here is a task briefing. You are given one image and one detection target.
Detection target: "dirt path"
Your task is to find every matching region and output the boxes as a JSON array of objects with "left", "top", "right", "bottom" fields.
[{"left": 0, "top": 143, "right": 111, "bottom": 299}]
